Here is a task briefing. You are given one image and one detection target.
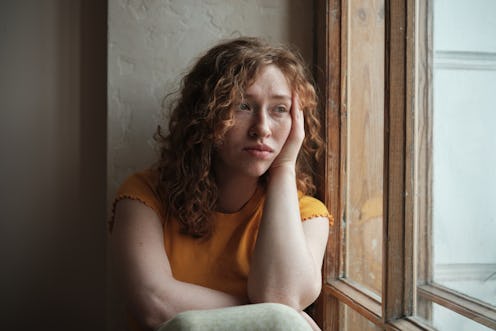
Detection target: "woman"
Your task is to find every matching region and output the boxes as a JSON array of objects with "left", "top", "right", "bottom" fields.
[{"left": 110, "top": 37, "right": 332, "bottom": 331}]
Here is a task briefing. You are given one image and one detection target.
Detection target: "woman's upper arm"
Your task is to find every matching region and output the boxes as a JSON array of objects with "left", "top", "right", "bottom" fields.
[
  {"left": 110, "top": 198, "right": 172, "bottom": 325},
  {"left": 301, "top": 216, "right": 330, "bottom": 280}
]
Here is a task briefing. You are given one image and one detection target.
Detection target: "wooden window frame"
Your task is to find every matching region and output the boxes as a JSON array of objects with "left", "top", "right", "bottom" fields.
[
  {"left": 313, "top": 0, "right": 496, "bottom": 330},
  {"left": 313, "top": 0, "right": 415, "bottom": 328}
]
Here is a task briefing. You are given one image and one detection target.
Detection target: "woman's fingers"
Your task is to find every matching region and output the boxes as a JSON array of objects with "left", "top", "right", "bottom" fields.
[
  {"left": 270, "top": 94, "right": 305, "bottom": 171},
  {"left": 291, "top": 93, "right": 305, "bottom": 146}
]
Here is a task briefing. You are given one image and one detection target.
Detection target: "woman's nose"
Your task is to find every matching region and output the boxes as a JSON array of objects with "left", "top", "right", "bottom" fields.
[{"left": 249, "top": 110, "right": 271, "bottom": 138}]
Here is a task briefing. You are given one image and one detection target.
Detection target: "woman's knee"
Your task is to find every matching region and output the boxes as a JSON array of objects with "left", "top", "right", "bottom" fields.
[
  {"left": 251, "top": 303, "right": 311, "bottom": 330},
  {"left": 156, "top": 311, "right": 200, "bottom": 331},
  {"left": 156, "top": 303, "right": 312, "bottom": 331}
]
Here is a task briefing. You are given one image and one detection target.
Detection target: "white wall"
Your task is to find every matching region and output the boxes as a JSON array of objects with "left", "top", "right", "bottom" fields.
[{"left": 107, "top": 1, "right": 314, "bottom": 329}]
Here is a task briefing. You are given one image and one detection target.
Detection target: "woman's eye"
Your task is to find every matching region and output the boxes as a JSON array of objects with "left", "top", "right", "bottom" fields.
[
  {"left": 274, "top": 106, "right": 288, "bottom": 113},
  {"left": 239, "top": 103, "right": 251, "bottom": 111}
]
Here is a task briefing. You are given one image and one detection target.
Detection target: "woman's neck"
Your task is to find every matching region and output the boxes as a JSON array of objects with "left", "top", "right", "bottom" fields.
[{"left": 216, "top": 176, "right": 259, "bottom": 213}]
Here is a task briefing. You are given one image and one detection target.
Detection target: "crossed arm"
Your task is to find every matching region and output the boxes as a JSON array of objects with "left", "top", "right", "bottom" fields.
[
  {"left": 111, "top": 198, "right": 328, "bottom": 330},
  {"left": 111, "top": 200, "right": 247, "bottom": 329}
]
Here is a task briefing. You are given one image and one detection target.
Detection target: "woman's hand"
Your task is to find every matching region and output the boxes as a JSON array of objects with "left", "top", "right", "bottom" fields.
[{"left": 270, "top": 94, "right": 305, "bottom": 171}]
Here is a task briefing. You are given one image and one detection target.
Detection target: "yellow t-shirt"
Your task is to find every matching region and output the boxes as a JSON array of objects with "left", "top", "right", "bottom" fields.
[{"left": 111, "top": 168, "right": 332, "bottom": 300}]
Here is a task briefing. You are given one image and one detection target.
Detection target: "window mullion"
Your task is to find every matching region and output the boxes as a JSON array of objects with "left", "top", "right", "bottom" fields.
[
  {"left": 314, "top": 0, "right": 342, "bottom": 329},
  {"left": 383, "top": 0, "right": 408, "bottom": 322}
]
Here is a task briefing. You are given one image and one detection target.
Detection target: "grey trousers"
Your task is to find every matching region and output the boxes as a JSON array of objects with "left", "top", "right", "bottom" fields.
[{"left": 156, "top": 303, "right": 313, "bottom": 331}]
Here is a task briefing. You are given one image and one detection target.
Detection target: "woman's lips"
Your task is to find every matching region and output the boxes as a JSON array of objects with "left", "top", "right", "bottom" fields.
[{"left": 244, "top": 145, "right": 273, "bottom": 159}]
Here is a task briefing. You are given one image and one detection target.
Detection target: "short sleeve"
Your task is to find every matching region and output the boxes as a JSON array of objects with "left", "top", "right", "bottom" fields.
[
  {"left": 298, "top": 193, "right": 334, "bottom": 225},
  {"left": 109, "top": 169, "right": 164, "bottom": 232}
]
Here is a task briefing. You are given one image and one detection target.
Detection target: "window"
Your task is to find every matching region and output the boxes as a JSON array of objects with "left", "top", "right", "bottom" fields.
[
  {"left": 415, "top": 0, "right": 496, "bottom": 330},
  {"left": 313, "top": 0, "right": 496, "bottom": 330}
]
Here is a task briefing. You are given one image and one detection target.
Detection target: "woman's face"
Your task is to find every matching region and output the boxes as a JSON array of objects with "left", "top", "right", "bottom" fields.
[{"left": 214, "top": 64, "right": 293, "bottom": 182}]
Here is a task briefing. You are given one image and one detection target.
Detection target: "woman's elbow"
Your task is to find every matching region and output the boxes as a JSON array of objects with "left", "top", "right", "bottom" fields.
[
  {"left": 297, "top": 279, "right": 322, "bottom": 309},
  {"left": 130, "top": 291, "right": 173, "bottom": 331}
]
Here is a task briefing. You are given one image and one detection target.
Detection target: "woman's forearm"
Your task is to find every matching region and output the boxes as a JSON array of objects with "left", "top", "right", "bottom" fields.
[
  {"left": 247, "top": 166, "right": 322, "bottom": 309},
  {"left": 157, "top": 278, "right": 246, "bottom": 317},
  {"left": 130, "top": 276, "right": 247, "bottom": 329}
]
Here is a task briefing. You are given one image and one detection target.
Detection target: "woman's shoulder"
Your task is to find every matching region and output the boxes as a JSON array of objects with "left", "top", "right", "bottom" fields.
[
  {"left": 109, "top": 167, "right": 164, "bottom": 231},
  {"left": 297, "top": 191, "right": 334, "bottom": 225}
]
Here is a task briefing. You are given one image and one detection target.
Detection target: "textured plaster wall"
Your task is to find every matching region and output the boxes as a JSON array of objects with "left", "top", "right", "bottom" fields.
[{"left": 108, "top": 0, "right": 314, "bottom": 200}]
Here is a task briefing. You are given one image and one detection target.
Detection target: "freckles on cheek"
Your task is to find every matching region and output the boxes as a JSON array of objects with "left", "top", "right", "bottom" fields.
[{"left": 280, "top": 119, "right": 292, "bottom": 139}]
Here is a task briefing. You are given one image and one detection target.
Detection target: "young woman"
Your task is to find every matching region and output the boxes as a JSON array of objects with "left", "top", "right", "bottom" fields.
[{"left": 110, "top": 37, "right": 332, "bottom": 331}]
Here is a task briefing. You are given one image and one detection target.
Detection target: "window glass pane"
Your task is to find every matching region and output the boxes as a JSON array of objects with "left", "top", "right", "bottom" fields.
[
  {"left": 344, "top": 0, "right": 384, "bottom": 298},
  {"left": 418, "top": 301, "right": 494, "bottom": 331},
  {"left": 339, "top": 302, "right": 382, "bottom": 331},
  {"left": 431, "top": 0, "right": 496, "bottom": 306}
]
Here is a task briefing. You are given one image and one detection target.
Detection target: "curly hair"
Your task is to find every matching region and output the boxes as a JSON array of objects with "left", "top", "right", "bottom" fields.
[{"left": 155, "top": 37, "right": 323, "bottom": 238}]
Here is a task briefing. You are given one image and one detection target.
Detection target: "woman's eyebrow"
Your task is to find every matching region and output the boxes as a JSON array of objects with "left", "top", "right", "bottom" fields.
[{"left": 243, "top": 93, "right": 291, "bottom": 102}]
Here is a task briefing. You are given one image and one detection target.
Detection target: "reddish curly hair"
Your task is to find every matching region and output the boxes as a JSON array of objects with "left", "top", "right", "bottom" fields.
[{"left": 155, "top": 37, "right": 323, "bottom": 238}]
